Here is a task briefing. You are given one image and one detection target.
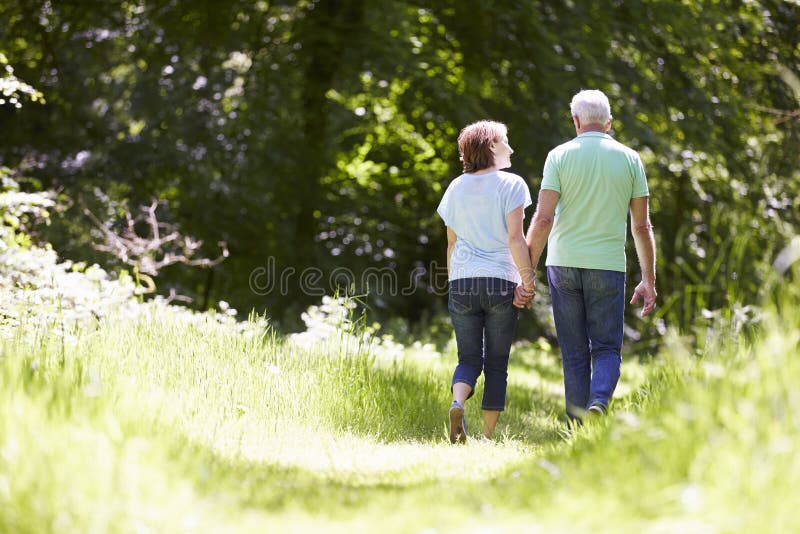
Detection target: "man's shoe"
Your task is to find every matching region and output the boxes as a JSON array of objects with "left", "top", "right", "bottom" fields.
[
  {"left": 587, "top": 403, "right": 606, "bottom": 417},
  {"left": 449, "top": 401, "right": 467, "bottom": 444}
]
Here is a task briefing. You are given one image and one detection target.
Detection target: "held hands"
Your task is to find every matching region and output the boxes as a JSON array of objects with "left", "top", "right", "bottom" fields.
[
  {"left": 630, "top": 280, "right": 657, "bottom": 317},
  {"left": 514, "top": 268, "right": 536, "bottom": 309},
  {"left": 514, "top": 282, "right": 536, "bottom": 309}
]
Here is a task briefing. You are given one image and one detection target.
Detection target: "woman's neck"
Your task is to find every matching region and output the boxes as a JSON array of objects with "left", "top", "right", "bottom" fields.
[{"left": 469, "top": 166, "right": 499, "bottom": 175}]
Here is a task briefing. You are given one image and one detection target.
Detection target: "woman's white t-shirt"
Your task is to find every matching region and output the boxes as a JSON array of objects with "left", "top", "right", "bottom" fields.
[{"left": 437, "top": 170, "right": 532, "bottom": 283}]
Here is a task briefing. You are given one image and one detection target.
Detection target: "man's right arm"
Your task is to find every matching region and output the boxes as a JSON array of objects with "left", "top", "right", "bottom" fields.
[
  {"left": 629, "top": 196, "right": 657, "bottom": 317},
  {"left": 526, "top": 189, "right": 559, "bottom": 270}
]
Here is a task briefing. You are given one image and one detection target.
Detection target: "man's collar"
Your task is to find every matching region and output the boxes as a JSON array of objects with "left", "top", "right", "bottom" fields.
[{"left": 577, "top": 131, "right": 610, "bottom": 138}]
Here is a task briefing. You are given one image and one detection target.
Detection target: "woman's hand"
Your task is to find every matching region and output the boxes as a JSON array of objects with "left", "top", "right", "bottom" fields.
[{"left": 513, "top": 283, "right": 535, "bottom": 309}]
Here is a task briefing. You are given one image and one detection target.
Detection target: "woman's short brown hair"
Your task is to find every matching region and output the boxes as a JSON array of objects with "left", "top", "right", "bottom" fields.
[{"left": 457, "top": 120, "right": 507, "bottom": 173}]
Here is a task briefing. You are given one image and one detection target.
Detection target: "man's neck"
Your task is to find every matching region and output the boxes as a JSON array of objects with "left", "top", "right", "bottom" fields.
[{"left": 578, "top": 125, "right": 607, "bottom": 134}]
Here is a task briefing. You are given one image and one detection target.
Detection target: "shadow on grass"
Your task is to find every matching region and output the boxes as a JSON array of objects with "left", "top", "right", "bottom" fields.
[
  {"left": 510, "top": 345, "right": 564, "bottom": 384},
  {"left": 317, "top": 353, "right": 568, "bottom": 447}
]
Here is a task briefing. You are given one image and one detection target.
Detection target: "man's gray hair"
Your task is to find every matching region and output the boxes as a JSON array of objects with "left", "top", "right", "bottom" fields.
[{"left": 570, "top": 89, "right": 611, "bottom": 126}]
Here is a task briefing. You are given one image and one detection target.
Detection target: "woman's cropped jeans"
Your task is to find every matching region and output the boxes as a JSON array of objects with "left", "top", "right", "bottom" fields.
[
  {"left": 547, "top": 266, "right": 626, "bottom": 420},
  {"left": 448, "top": 277, "right": 520, "bottom": 411}
]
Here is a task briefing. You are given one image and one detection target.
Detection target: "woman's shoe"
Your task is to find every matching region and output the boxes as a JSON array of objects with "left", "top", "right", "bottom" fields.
[{"left": 449, "top": 401, "right": 467, "bottom": 444}]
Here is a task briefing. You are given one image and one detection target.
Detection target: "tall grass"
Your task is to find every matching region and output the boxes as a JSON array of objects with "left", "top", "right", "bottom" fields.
[
  {"left": 0, "top": 301, "right": 560, "bottom": 532},
  {"left": 1, "top": 287, "right": 799, "bottom": 532}
]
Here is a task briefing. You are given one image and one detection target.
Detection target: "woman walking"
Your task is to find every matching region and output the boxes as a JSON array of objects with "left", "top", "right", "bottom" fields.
[{"left": 437, "top": 120, "right": 536, "bottom": 443}]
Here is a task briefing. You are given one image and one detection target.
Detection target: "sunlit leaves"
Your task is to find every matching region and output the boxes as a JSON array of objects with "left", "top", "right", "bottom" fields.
[{"left": 0, "top": 53, "right": 44, "bottom": 107}]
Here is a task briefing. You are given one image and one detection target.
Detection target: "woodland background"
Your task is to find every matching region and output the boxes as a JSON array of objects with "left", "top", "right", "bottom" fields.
[{"left": 2, "top": 0, "right": 798, "bottom": 343}]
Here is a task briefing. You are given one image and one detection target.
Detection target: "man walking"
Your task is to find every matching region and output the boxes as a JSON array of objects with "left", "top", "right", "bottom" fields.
[{"left": 521, "top": 89, "right": 657, "bottom": 421}]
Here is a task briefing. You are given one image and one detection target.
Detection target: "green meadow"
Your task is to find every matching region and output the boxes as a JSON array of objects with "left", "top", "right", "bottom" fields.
[{"left": 2, "top": 281, "right": 799, "bottom": 533}]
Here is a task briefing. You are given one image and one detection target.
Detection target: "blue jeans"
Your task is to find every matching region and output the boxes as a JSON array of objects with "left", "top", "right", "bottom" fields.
[
  {"left": 448, "top": 277, "right": 520, "bottom": 411},
  {"left": 547, "top": 266, "right": 625, "bottom": 419}
]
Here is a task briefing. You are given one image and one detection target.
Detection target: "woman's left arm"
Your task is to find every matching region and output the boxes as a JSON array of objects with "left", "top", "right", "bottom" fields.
[{"left": 507, "top": 206, "right": 535, "bottom": 290}]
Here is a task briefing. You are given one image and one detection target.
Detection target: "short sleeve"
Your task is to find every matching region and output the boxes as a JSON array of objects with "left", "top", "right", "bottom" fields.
[
  {"left": 631, "top": 154, "right": 649, "bottom": 198},
  {"left": 505, "top": 176, "right": 532, "bottom": 215},
  {"left": 540, "top": 151, "right": 561, "bottom": 193},
  {"left": 437, "top": 182, "right": 453, "bottom": 225}
]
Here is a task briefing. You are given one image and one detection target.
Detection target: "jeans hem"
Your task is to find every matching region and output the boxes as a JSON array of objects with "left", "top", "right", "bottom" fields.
[{"left": 481, "top": 405, "right": 505, "bottom": 412}]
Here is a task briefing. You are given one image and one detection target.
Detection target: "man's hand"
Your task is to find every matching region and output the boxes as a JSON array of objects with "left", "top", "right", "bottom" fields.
[
  {"left": 630, "top": 280, "right": 657, "bottom": 317},
  {"left": 514, "top": 284, "right": 535, "bottom": 309}
]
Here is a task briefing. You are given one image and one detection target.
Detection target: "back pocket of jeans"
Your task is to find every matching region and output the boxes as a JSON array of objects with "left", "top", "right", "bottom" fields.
[
  {"left": 488, "top": 289, "right": 514, "bottom": 311},
  {"left": 448, "top": 292, "right": 474, "bottom": 314},
  {"left": 550, "top": 267, "right": 575, "bottom": 290}
]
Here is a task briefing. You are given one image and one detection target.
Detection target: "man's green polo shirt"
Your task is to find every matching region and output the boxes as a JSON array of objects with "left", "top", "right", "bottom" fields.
[{"left": 540, "top": 132, "right": 649, "bottom": 272}]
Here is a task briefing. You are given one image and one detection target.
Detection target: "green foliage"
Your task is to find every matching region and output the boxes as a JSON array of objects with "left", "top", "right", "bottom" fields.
[
  {"left": 0, "top": 0, "right": 798, "bottom": 342},
  {"left": 0, "top": 181, "right": 246, "bottom": 343},
  {"left": 0, "top": 167, "right": 54, "bottom": 249}
]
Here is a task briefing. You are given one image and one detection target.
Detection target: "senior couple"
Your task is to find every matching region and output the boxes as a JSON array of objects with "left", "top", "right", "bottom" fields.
[{"left": 438, "top": 89, "right": 657, "bottom": 443}]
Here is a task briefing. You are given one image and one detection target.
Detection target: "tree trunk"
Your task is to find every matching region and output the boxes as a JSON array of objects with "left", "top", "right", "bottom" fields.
[{"left": 289, "top": 0, "right": 366, "bottom": 268}]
